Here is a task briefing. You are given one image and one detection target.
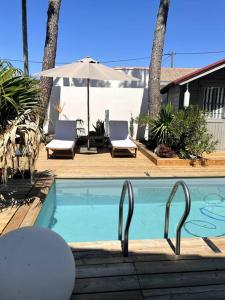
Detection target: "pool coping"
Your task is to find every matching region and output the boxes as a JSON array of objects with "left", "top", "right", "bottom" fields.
[
  {"left": 0, "top": 173, "right": 55, "bottom": 235},
  {"left": 54, "top": 176, "right": 225, "bottom": 180}
]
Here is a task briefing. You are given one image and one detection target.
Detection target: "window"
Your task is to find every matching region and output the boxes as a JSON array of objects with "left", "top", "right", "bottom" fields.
[{"left": 203, "top": 87, "right": 225, "bottom": 119}]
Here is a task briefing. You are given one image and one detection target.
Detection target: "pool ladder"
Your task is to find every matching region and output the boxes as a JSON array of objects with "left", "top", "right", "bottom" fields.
[
  {"left": 118, "top": 180, "right": 134, "bottom": 257},
  {"left": 118, "top": 179, "right": 191, "bottom": 257},
  {"left": 164, "top": 180, "right": 191, "bottom": 255}
]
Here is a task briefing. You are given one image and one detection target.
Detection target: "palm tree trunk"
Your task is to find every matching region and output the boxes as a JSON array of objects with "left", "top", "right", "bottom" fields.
[
  {"left": 39, "top": 0, "right": 62, "bottom": 125},
  {"left": 22, "top": 0, "right": 29, "bottom": 76},
  {"left": 148, "top": 0, "right": 170, "bottom": 118}
]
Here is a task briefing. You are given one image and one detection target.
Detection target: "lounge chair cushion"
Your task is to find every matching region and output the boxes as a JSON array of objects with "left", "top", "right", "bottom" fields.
[
  {"left": 109, "top": 120, "right": 129, "bottom": 140},
  {"left": 111, "top": 138, "right": 137, "bottom": 149},
  {"left": 46, "top": 139, "right": 75, "bottom": 150},
  {"left": 55, "top": 120, "right": 77, "bottom": 140}
]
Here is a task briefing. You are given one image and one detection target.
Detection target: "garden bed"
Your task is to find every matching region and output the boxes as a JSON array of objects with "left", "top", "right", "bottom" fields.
[{"left": 135, "top": 141, "right": 225, "bottom": 167}]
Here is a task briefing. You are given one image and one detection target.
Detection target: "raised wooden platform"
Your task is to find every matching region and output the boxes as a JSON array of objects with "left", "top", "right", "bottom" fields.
[
  {"left": 70, "top": 238, "right": 225, "bottom": 299},
  {"left": 36, "top": 144, "right": 225, "bottom": 178},
  {"left": 136, "top": 141, "right": 225, "bottom": 167},
  {"left": 0, "top": 172, "right": 54, "bottom": 235}
]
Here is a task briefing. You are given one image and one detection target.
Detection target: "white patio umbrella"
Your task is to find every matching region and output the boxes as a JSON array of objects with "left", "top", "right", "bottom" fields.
[{"left": 39, "top": 56, "right": 138, "bottom": 152}]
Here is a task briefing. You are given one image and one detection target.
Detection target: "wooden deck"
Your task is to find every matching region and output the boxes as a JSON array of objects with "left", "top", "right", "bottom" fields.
[
  {"left": 36, "top": 145, "right": 225, "bottom": 178},
  {"left": 71, "top": 239, "right": 225, "bottom": 299},
  {"left": 0, "top": 172, "right": 53, "bottom": 235},
  {"left": 2, "top": 146, "right": 225, "bottom": 298}
]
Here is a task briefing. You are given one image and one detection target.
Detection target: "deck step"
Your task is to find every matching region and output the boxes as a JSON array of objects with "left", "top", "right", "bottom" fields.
[
  {"left": 71, "top": 238, "right": 225, "bottom": 298},
  {"left": 70, "top": 237, "right": 216, "bottom": 258}
]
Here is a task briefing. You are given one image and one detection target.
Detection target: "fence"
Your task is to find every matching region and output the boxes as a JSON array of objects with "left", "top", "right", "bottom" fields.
[{"left": 207, "top": 118, "right": 225, "bottom": 150}]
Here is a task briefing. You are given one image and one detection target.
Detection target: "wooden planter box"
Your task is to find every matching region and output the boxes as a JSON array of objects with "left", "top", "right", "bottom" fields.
[{"left": 135, "top": 141, "right": 225, "bottom": 167}]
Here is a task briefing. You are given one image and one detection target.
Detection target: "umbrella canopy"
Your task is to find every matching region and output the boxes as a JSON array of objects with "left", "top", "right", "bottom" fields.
[
  {"left": 39, "top": 56, "right": 139, "bottom": 151},
  {"left": 39, "top": 56, "right": 138, "bottom": 81}
]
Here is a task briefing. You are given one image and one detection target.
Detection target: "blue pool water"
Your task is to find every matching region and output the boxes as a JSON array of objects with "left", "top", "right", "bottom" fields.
[{"left": 35, "top": 178, "right": 225, "bottom": 242}]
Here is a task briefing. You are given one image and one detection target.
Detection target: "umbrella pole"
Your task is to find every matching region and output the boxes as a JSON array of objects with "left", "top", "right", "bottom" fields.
[{"left": 87, "top": 78, "right": 90, "bottom": 150}]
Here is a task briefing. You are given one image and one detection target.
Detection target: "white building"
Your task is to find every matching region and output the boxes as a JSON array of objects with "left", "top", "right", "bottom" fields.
[{"left": 44, "top": 67, "right": 196, "bottom": 139}]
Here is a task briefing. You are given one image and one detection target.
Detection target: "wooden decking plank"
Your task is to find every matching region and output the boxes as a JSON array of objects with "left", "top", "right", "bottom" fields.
[
  {"left": 76, "top": 257, "right": 225, "bottom": 279},
  {"left": 71, "top": 290, "right": 143, "bottom": 300},
  {"left": 74, "top": 253, "right": 225, "bottom": 266},
  {"left": 144, "top": 290, "right": 225, "bottom": 300},
  {"left": 1, "top": 204, "right": 31, "bottom": 235},
  {"left": 138, "top": 270, "right": 225, "bottom": 290},
  {"left": 0, "top": 175, "right": 53, "bottom": 234},
  {"left": 169, "top": 237, "right": 214, "bottom": 255},
  {"left": 134, "top": 258, "right": 225, "bottom": 275},
  {"left": 74, "top": 250, "right": 122, "bottom": 261},
  {"left": 143, "top": 283, "right": 225, "bottom": 298},
  {"left": 20, "top": 198, "right": 42, "bottom": 227},
  {"left": 72, "top": 237, "right": 217, "bottom": 263},
  {"left": 70, "top": 240, "right": 121, "bottom": 251},
  {"left": 71, "top": 239, "right": 174, "bottom": 255},
  {"left": 208, "top": 237, "right": 225, "bottom": 252},
  {"left": 74, "top": 275, "right": 140, "bottom": 294},
  {"left": 76, "top": 262, "right": 135, "bottom": 278},
  {"left": 75, "top": 253, "right": 132, "bottom": 265}
]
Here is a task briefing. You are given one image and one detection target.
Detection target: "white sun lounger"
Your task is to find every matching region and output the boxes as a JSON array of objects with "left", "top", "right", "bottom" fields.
[
  {"left": 109, "top": 120, "right": 137, "bottom": 157},
  {"left": 46, "top": 120, "right": 77, "bottom": 159}
]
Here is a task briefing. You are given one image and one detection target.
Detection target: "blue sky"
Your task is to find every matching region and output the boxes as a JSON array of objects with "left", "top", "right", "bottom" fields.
[{"left": 1, "top": 0, "right": 225, "bottom": 74}]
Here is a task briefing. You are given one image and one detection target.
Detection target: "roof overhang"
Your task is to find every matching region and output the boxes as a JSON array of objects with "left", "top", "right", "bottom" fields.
[
  {"left": 180, "top": 62, "right": 225, "bottom": 85},
  {"left": 161, "top": 57, "right": 225, "bottom": 94}
]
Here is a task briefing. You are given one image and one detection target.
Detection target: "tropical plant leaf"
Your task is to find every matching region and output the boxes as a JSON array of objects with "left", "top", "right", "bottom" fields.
[{"left": 0, "top": 60, "right": 40, "bottom": 131}]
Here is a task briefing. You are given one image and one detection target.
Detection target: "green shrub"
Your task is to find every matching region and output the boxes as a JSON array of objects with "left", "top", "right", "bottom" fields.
[
  {"left": 137, "top": 102, "right": 174, "bottom": 145},
  {"left": 169, "top": 106, "right": 217, "bottom": 158},
  {"left": 137, "top": 104, "right": 217, "bottom": 158}
]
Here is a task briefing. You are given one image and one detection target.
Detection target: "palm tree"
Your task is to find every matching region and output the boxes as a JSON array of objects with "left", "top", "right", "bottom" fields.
[
  {"left": 39, "top": 0, "right": 62, "bottom": 124},
  {"left": 22, "top": 0, "right": 29, "bottom": 75},
  {"left": 148, "top": 0, "right": 170, "bottom": 118}
]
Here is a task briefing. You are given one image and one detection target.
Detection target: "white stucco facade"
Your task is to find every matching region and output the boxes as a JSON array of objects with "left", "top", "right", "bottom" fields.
[{"left": 43, "top": 67, "right": 170, "bottom": 139}]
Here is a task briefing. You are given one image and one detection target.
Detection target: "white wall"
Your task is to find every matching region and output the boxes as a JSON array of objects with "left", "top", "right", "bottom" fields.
[
  {"left": 60, "top": 86, "right": 148, "bottom": 137},
  {"left": 43, "top": 68, "right": 167, "bottom": 139}
]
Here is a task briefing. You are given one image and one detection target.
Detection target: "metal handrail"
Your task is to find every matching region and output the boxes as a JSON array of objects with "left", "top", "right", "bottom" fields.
[
  {"left": 164, "top": 180, "right": 191, "bottom": 255},
  {"left": 118, "top": 180, "right": 134, "bottom": 257}
]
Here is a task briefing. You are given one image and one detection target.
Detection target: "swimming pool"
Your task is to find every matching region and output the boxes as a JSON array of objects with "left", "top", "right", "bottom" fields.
[{"left": 35, "top": 178, "right": 225, "bottom": 243}]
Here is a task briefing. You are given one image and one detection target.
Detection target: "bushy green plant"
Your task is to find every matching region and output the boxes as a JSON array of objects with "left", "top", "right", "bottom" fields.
[
  {"left": 0, "top": 60, "right": 39, "bottom": 131},
  {"left": 137, "top": 103, "right": 217, "bottom": 159},
  {"left": 169, "top": 106, "right": 217, "bottom": 158},
  {"left": 137, "top": 102, "right": 175, "bottom": 145}
]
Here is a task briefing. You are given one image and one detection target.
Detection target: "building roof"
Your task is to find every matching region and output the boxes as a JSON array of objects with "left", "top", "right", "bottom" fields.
[
  {"left": 161, "top": 57, "right": 225, "bottom": 93},
  {"left": 113, "top": 66, "right": 197, "bottom": 83},
  {"left": 160, "top": 68, "right": 198, "bottom": 82}
]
